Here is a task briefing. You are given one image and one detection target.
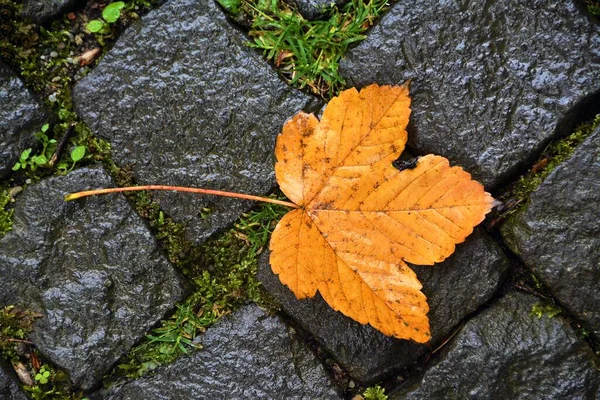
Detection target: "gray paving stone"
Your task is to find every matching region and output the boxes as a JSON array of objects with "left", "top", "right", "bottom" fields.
[
  {"left": 0, "top": 361, "right": 28, "bottom": 400},
  {"left": 73, "top": 0, "right": 313, "bottom": 244},
  {"left": 286, "top": 0, "right": 348, "bottom": 20},
  {"left": 0, "top": 167, "right": 186, "bottom": 390},
  {"left": 21, "top": 0, "right": 77, "bottom": 22},
  {"left": 91, "top": 304, "right": 342, "bottom": 400},
  {"left": 340, "top": 0, "right": 600, "bottom": 188},
  {"left": 0, "top": 61, "right": 48, "bottom": 179},
  {"left": 390, "top": 292, "right": 600, "bottom": 400},
  {"left": 502, "top": 126, "right": 600, "bottom": 341}
]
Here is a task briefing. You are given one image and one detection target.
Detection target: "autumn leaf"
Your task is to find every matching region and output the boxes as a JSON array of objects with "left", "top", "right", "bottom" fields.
[
  {"left": 64, "top": 83, "right": 493, "bottom": 343},
  {"left": 269, "top": 83, "right": 494, "bottom": 343}
]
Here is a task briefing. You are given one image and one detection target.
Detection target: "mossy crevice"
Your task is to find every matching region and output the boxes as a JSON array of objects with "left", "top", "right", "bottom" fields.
[
  {"left": 104, "top": 190, "right": 287, "bottom": 381},
  {"left": 494, "top": 113, "right": 600, "bottom": 221},
  {"left": 0, "top": 305, "right": 88, "bottom": 400},
  {"left": 0, "top": 186, "right": 14, "bottom": 237}
]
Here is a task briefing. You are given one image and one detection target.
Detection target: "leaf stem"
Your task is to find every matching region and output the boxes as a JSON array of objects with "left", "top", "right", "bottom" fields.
[{"left": 64, "top": 185, "right": 299, "bottom": 208}]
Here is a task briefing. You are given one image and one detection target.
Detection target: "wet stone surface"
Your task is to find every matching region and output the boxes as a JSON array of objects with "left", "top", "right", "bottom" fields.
[
  {"left": 0, "top": 167, "right": 185, "bottom": 391},
  {"left": 21, "top": 0, "right": 78, "bottom": 22},
  {"left": 0, "top": 361, "right": 28, "bottom": 400},
  {"left": 286, "top": 0, "right": 349, "bottom": 20},
  {"left": 390, "top": 292, "right": 600, "bottom": 399},
  {"left": 2, "top": 0, "right": 599, "bottom": 397},
  {"left": 91, "top": 304, "right": 342, "bottom": 400},
  {"left": 502, "top": 127, "right": 600, "bottom": 341},
  {"left": 0, "top": 60, "right": 48, "bottom": 179},
  {"left": 258, "top": 229, "right": 509, "bottom": 383},
  {"left": 73, "top": 0, "right": 313, "bottom": 245},
  {"left": 340, "top": 0, "right": 600, "bottom": 188}
]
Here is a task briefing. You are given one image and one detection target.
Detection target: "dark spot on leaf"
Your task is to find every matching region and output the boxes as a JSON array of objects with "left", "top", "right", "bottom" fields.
[
  {"left": 302, "top": 126, "right": 314, "bottom": 137},
  {"left": 313, "top": 201, "right": 335, "bottom": 210},
  {"left": 394, "top": 157, "right": 419, "bottom": 171}
]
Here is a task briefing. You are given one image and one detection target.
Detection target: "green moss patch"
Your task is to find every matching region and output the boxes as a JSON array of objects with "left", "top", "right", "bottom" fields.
[
  {"left": 498, "top": 113, "right": 600, "bottom": 218},
  {"left": 0, "top": 186, "right": 13, "bottom": 237}
]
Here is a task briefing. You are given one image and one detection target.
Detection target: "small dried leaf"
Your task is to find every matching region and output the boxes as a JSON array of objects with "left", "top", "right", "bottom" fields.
[
  {"left": 79, "top": 48, "right": 101, "bottom": 66},
  {"left": 13, "top": 362, "right": 33, "bottom": 386}
]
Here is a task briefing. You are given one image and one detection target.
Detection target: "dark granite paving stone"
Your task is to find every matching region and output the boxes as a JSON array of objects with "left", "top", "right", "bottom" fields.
[
  {"left": 0, "top": 167, "right": 185, "bottom": 391},
  {"left": 21, "top": 0, "right": 78, "bottom": 22},
  {"left": 258, "top": 228, "right": 509, "bottom": 383},
  {"left": 91, "top": 304, "right": 342, "bottom": 400},
  {"left": 340, "top": 0, "right": 600, "bottom": 188},
  {"left": 0, "top": 361, "right": 28, "bottom": 400},
  {"left": 0, "top": 60, "right": 48, "bottom": 179},
  {"left": 502, "top": 126, "right": 600, "bottom": 341},
  {"left": 390, "top": 292, "right": 600, "bottom": 400},
  {"left": 285, "top": 0, "right": 349, "bottom": 20},
  {"left": 73, "top": 0, "right": 313, "bottom": 245}
]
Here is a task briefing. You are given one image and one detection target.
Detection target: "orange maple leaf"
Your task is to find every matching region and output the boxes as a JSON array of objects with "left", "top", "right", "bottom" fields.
[
  {"left": 64, "top": 83, "right": 493, "bottom": 343},
  {"left": 270, "top": 83, "right": 494, "bottom": 343}
]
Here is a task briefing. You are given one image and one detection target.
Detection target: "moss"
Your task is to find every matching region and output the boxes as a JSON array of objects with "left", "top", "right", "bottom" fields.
[
  {"left": 584, "top": 0, "right": 600, "bottom": 17},
  {"left": 363, "top": 384, "right": 388, "bottom": 400},
  {"left": 0, "top": 305, "right": 39, "bottom": 362},
  {"left": 0, "top": 186, "right": 13, "bottom": 237},
  {"left": 530, "top": 302, "right": 562, "bottom": 319},
  {"left": 108, "top": 198, "right": 286, "bottom": 380},
  {"left": 500, "top": 113, "right": 600, "bottom": 217}
]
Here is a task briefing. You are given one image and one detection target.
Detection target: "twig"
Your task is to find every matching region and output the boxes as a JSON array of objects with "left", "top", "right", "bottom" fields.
[
  {"left": 432, "top": 322, "right": 464, "bottom": 355},
  {"left": 49, "top": 122, "right": 76, "bottom": 167},
  {"left": 6, "top": 338, "right": 34, "bottom": 344}
]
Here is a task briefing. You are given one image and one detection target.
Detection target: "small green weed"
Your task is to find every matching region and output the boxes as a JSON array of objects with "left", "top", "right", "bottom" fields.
[
  {"left": 363, "top": 384, "right": 388, "bottom": 400},
  {"left": 22, "top": 364, "right": 83, "bottom": 400},
  {"left": 11, "top": 123, "right": 88, "bottom": 175},
  {"left": 12, "top": 124, "right": 53, "bottom": 172},
  {"left": 87, "top": 2, "right": 126, "bottom": 34},
  {"left": 222, "top": 0, "right": 389, "bottom": 98}
]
